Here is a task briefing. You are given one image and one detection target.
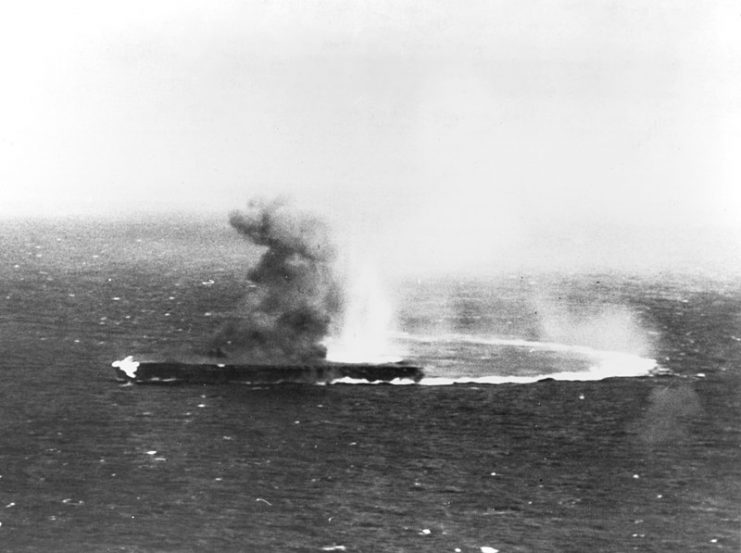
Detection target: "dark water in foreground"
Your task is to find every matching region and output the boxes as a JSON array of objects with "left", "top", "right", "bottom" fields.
[{"left": 0, "top": 219, "right": 739, "bottom": 552}]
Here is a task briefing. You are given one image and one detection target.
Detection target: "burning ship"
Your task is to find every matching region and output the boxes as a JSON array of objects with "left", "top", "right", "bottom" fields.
[
  {"left": 111, "top": 355, "right": 424, "bottom": 385},
  {"left": 110, "top": 199, "right": 424, "bottom": 385}
]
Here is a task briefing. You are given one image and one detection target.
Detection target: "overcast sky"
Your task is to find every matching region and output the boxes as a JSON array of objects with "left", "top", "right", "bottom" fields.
[{"left": 1, "top": 1, "right": 739, "bottom": 274}]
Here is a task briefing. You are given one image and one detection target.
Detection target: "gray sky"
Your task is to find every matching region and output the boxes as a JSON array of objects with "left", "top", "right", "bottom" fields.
[{"left": 1, "top": 1, "right": 739, "bottom": 274}]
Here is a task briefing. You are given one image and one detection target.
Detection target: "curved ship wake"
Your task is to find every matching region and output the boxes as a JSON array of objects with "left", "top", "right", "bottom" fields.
[{"left": 396, "top": 333, "right": 663, "bottom": 386}]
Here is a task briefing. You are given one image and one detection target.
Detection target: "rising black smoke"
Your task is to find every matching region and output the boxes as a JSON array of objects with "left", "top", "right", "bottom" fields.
[{"left": 208, "top": 199, "right": 342, "bottom": 363}]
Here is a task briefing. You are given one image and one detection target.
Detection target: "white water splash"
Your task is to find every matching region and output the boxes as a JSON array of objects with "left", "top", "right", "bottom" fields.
[
  {"left": 325, "top": 260, "right": 403, "bottom": 363},
  {"left": 111, "top": 355, "right": 139, "bottom": 379}
]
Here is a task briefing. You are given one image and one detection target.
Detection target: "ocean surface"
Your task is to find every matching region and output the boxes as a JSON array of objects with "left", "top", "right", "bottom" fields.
[{"left": 0, "top": 217, "right": 739, "bottom": 552}]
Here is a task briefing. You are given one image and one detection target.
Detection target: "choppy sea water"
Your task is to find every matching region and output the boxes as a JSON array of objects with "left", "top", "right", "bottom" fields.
[{"left": 0, "top": 218, "right": 739, "bottom": 552}]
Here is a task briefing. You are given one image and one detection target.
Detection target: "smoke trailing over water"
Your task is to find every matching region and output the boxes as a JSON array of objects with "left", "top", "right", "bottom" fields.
[
  {"left": 209, "top": 199, "right": 342, "bottom": 363},
  {"left": 535, "top": 298, "right": 652, "bottom": 357}
]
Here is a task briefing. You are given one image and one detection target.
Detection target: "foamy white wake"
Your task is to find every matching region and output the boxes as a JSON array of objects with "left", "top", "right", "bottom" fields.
[
  {"left": 398, "top": 332, "right": 658, "bottom": 385},
  {"left": 324, "top": 332, "right": 658, "bottom": 386}
]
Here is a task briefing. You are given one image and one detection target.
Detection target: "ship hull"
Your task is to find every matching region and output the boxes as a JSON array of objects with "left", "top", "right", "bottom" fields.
[{"left": 112, "top": 358, "right": 424, "bottom": 385}]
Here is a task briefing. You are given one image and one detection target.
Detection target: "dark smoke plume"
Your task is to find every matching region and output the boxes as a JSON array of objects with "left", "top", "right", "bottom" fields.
[{"left": 209, "top": 199, "right": 342, "bottom": 363}]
